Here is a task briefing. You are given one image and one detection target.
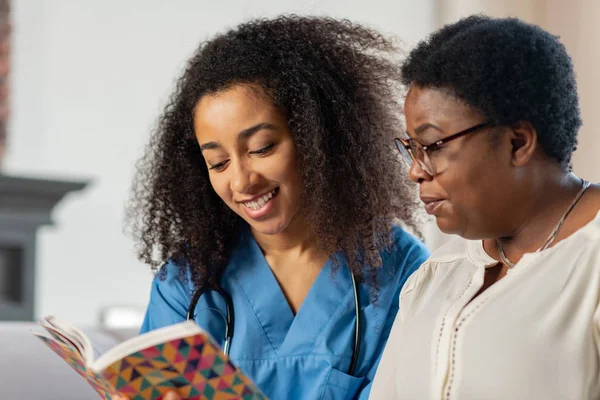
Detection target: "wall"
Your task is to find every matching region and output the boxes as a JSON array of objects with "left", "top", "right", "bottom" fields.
[
  {"left": 543, "top": 0, "right": 600, "bottom": 184},
  {"left": 3, "top": 0, "right": 436, "bottom": 325}
]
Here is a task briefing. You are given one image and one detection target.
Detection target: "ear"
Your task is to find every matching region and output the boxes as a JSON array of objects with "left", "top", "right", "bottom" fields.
[{"left": 508, "top": 121, "right": 537, "bottom": 167}]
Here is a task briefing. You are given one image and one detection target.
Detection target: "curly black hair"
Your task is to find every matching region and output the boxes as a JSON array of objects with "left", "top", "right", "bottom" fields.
[
  {"left": 126, "top": 15, "right": 421, "bottom": 290},
  {"left": 400, "top": 14, "right": 581, "bottom": 168}
]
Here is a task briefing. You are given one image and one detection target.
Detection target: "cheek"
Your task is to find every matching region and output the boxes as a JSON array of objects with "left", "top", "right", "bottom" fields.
[
  {"left": 266, "top": 144, "right": 301, "bottom": 186},
  {"left": 208, "top": 174, "right": 231, "bottom": 203},
  {"left": 266, "top": 151, "right": 303, "bottom": 209},
  {"left": 282, "top": 157, "right": 301, "bottom": 186},
  {"left": 281, "top": 158, "right": 303, "bottom": 202},
  {"left": 441, "top": 154, "right": 506, "bottom": 214}
]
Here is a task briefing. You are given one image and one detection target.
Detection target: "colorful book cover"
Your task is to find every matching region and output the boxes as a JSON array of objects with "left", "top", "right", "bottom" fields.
[{"left": 34, "top": 317, "right": 267, "bottom": 400}]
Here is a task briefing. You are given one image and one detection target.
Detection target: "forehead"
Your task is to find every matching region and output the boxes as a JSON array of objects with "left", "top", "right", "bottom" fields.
[
  {"left": 404, "top": 86, "right": 482, "bottom": 125},
  {"left": 194, "top": 84, "right": 279, "bottom": 140}
]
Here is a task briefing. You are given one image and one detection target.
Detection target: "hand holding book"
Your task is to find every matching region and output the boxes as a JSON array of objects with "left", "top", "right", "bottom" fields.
[{"left": 33, "top": 316, "right": 268, "bottom": 400}]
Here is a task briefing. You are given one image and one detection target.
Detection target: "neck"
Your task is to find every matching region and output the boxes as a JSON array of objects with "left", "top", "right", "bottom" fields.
[
  {"left": 485, "top": 169, "right": 583, "bottom": 261},
  {"left": 251, "top": 215, "right": 320, "bottom": 259}
]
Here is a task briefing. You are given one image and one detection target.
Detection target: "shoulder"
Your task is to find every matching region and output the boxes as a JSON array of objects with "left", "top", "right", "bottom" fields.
[
  {"left": 384, "top": 224, "right": 431, "bottom": 268},
  {"left": 140, "top": 260, "right": 195, "bottom": 333},
  {"left": 389, "top": 224, "right": 430, "bottom": 256},
  {"left": 399, "top": 236, "right": 476, "bottom": 302},
  {"left": 427, "top": 235, "right": 471, "bottom": 263},
  {"left": 567, "top": 208, "right": 600, "bottom": 268},
  {"left": 150, "top": 259, "right": 195, "bottom": 298},
  {"left": 375, "top": 224, "right": 431, "bottom": 290},
  {"left": 585, "top": 207, "right": 600, "bottom": 236}
]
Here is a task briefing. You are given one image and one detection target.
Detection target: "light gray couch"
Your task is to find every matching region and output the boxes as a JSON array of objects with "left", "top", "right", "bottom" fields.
[{"left": 0, "top": 321, "right": 138, "bottom": 399}]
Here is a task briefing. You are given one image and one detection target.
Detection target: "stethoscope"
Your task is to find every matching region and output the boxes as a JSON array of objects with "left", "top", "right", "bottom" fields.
[{"left": 186, "top": 272, "right": 362, "bottom": 376}]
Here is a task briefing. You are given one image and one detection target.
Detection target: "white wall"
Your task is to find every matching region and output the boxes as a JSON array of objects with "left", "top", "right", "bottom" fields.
[
  {"left": 544, "top": 0, "right": 600, "bottom": 184},
  {"left": 4, "top": 0, "right": 436, "bottom": 326}
]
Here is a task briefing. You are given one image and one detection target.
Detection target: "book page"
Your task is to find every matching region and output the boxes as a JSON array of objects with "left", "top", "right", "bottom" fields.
[
  {"left": 43, "top": 315, "right": 96, "bottom": 364},
  {"left": 39, "top": 318, "right": 88, "bottom": 360}
]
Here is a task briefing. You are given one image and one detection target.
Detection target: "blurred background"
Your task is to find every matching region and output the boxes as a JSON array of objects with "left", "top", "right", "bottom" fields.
[{"left": 0, "top": 0, "right": 597, "bottom": 329}]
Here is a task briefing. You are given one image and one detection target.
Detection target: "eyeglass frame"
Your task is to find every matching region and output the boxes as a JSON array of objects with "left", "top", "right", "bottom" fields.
[{"left": 395, "top": 120, "right": 494, "bottom": 175}]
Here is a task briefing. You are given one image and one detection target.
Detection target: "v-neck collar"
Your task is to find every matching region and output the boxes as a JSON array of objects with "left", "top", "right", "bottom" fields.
[
  {"left": 227, "top": 227, "right": 354, "bottom": 356},
  {"left": 229, "top": 228, "right": 295, "bottom": 353},
  {"left": 278, "top": 255, "right": 354, "bottom": 355}
]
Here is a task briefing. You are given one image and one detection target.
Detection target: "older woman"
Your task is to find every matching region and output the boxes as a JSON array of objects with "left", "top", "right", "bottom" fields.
[{"left": 370, "top": 15, "right": 600, "bottom": 400}]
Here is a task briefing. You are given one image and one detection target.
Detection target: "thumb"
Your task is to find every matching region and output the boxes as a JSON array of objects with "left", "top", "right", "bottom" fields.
[{"left": 164, "top": 391, "right": 182, "bottom": 400}]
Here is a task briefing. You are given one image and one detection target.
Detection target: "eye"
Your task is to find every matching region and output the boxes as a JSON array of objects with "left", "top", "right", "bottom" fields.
[
  {"left": 249, "top": 143, "right": 275, "bottom": 156},
  {"left": 425, "top": 141, "right": 447, "bottom": 154},
  {"left": 208, "top": 160, "right": 229, "bottom": 171},
  {"left": 427, "top": 145, "right": 443, "bottom": 154}
]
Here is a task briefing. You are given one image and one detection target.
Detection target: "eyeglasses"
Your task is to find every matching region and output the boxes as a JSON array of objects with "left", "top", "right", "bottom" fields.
[{"left": 395, "top": 120, "right": 493, "bottom": 175}]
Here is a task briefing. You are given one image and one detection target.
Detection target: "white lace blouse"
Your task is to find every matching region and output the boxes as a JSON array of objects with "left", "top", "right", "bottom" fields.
[{"left": 370, "top": 210, "right": 600, "bottom": 400}]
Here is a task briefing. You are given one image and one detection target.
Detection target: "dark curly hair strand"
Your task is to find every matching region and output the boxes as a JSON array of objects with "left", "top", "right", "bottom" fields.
[{"left": 126, "top": 15, "right": 421, "bottom": 291}]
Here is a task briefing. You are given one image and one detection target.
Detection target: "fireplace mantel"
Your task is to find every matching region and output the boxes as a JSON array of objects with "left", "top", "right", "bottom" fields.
[{"left": 0, "top": 174, "right": 88, "bottom": 320}]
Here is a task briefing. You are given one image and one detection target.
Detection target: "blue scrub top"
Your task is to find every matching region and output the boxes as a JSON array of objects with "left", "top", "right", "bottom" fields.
[{"left": 140, "top": 225, "right": 429, "bottom": 399}]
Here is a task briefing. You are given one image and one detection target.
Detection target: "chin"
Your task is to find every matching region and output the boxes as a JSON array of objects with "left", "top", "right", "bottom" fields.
[
  {"left": 247, "top": 218, "right": 290, "bottom": 236},
  {"left": 435, "top": 216, "right": 484, "bottom": 240},
  {"left": 434, "top": 215, "right": 464, "bottom": 237}
]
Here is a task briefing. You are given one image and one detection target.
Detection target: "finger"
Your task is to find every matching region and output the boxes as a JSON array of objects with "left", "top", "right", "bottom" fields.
[{"left": 164, "top": 391, "right": 181, "bottom": 400}]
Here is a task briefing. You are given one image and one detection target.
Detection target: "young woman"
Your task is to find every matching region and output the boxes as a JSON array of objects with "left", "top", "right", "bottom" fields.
[{"left": 123, "top": 15, "right": 429, "bottom": 400}]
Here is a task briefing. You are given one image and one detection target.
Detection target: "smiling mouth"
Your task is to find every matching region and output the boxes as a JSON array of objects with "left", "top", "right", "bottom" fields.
[{"left": 242, "top": 188, "right": 279, "bottom": 211}]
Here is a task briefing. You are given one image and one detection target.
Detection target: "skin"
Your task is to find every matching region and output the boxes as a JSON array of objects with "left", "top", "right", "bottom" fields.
[
  {"left": 194, "top": 83, "right": 328, "bottom": 313},
  {"left": 404, "top": 85, "right": 600, "bottom": 295},
  {"left": 194, "top": 84, "right": 303, "bottom": 237},
  {"left": 194, "top": 85, "right": 304, "bottom": 236}
]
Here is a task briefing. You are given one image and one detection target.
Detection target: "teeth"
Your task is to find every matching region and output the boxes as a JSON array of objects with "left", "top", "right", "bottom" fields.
[{"left": 244, "top": 189, "right": 277, "bottom": 211}]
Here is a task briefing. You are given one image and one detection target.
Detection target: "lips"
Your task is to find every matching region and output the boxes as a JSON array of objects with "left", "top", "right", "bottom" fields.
[
  {"left": 237, "top": 187, "right": 280, "bottom": 220},
  {"left": 420, "top": 196, "right": 446, "bottom": 215},
  {"left": 241, "top": 188, "right": 278, "bottom": 210}
]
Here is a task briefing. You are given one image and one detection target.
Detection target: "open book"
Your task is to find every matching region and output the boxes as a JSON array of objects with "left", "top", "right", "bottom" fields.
[{"left": 34, "top": 316, "right": 268, "bottom": 400}]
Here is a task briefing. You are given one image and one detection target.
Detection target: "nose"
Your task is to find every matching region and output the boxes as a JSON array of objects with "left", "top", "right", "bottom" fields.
[
  {"left": 408, "top": 160, "right": 432, "bottom": 184},
  {"left": 229, "top": 158, "right": 259, "bottom": 194}
]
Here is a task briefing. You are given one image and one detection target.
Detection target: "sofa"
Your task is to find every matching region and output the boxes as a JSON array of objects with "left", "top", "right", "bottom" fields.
[{"left": 0, "top": 321, "right": 138, "bottom": 399}]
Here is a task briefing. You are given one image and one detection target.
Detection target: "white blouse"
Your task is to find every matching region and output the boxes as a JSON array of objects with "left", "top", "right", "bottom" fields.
[{"left": 370, "top": 210, "right": 600, "bottom": 400}]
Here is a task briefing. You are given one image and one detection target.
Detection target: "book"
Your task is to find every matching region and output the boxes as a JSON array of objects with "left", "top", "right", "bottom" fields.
[{"left": 33, "top": 316, "right": 268, "bottom": 400}]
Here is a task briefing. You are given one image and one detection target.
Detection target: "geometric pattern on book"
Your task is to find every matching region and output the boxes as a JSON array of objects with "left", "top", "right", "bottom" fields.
[
  {"left": 35, "top": 334, "right": 118, "bottom": 400},
  {"left": 102, "top": 333, "right": 268, "bottom": 400}
]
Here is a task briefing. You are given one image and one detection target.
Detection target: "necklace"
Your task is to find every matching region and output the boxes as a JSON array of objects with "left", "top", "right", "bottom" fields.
[{"left": 496, "top": 179, "right": 591, "bottom": 268}]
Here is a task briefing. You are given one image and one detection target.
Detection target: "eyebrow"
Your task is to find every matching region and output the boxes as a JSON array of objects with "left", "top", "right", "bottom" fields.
[
  {"left": 199, "top": 122, "right": 278, "bottom": 151},
  {"left": 413, "top": 122, "right": 443, "bottom": 135}
]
